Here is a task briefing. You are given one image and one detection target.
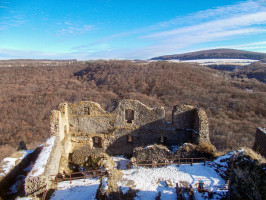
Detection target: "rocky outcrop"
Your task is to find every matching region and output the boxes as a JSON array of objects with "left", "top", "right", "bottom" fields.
[{"left": 228, "top": 149, "right": 266, "bottom": 200}]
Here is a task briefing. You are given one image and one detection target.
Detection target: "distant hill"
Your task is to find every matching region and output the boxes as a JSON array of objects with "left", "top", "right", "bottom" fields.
[{"left": 151, "top": 49, "right": 266, "bottom": 61}]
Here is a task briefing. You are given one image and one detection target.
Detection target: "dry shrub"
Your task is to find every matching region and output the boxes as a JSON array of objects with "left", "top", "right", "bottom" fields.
[
  {"left": 196, "top": 142, "right": 219, "bottom": 157},
  {"left": 242, "top": 148, "right": 266, "bottom": 163}
]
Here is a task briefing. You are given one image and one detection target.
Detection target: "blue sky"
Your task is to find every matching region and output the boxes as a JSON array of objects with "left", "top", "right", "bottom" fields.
[{"left": 0, "top": 0, "right": 266, "bottom": 60}]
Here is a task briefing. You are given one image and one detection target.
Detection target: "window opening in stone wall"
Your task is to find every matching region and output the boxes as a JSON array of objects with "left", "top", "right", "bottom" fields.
[
  {"left": 127, "top": 135, "right": 133, "bottom": 143},
  {"left": 125, "top": 109, "right": 134, "bottom": 123},
  {"left": 93, "top": 136, "right": 102, "bottom": 148},
  {"left": 160, "top": 136, "right": 167, "bottom": 144},
  {"left": 84, "top": 107, "right": 90, "bottom": 115}
]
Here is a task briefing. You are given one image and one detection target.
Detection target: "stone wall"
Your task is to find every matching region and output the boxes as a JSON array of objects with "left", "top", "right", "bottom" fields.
[
  {"left": 172, "top": 105, "right": 210, "bottom": 144},
  {"left": 53, "top": 99, "right": 209, "bottom": 157},
  {"left": 67, "top": 100, "right": 166, "bottom": 156},
  {"left": 172, "top": 105, "right": 195, "bottom": 129},
  {"left": 0, "top": 147, "right": 42, "bottom": 198},
  {"left": 25, "top": 109, "right": 69, "bottom": 196},
  {"left": 193, "top": 108, "right": 210, "bottom": 143},
  {"left": 253, "top": 128, "right": 266, "bottom": 157}
]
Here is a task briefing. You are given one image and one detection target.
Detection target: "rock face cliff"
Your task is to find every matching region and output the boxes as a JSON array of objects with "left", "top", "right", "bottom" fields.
[{"left": 228, "top": 149, "right": 266, "bottom": 200}]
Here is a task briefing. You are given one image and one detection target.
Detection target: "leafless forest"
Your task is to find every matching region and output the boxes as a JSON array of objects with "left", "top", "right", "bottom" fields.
[{"left": 0, "top": 60, "right": 265, "bottom": 161}]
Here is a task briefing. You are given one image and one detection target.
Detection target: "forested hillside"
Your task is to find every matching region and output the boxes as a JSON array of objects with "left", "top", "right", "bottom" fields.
[{"left": 0, "top": 60, "right": 265, "bottom": 161}]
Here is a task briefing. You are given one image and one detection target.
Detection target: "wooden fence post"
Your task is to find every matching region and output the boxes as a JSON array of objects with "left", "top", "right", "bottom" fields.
[
  {"left": 70, "top": 173, "right": 72, "bottom": 184},
  {"left": 191, "top": 158, "right": 193, "bottom": 166}
]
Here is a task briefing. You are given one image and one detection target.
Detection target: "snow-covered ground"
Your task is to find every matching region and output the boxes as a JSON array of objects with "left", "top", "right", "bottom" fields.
[
  {"left": 166, "top": 58, "right": 258, "bottom": 66},
  {"left": 28, "top": 136, "right": 56, "bottom": 177},
  {"left": 50, "top": 178, "right": 100, "bottom": 200},
  {"left": 0, "top": 150, "right": 33, "bottom": 177},
  {"left": 118, "top": 163, "right": 227, "bottom": 200},
  {"left": 47, "top": 154, "right": 234, "bottom": 200},
  {"left": 111, "top": 155, "right": 130, "bottom": 170}
]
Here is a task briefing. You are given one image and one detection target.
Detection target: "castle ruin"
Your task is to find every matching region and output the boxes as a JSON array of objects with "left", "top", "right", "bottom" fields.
[{"left": 23, "top": 99, "right": 210, "bottom": 195}]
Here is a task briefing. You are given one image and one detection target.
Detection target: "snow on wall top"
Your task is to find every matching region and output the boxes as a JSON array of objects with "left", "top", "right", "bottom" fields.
[
  {"left": 28, "top": 136, "right": 56, "bottom": 177},
  {"left": 258, "top": 127, "right": 266, "bottom": 134}
]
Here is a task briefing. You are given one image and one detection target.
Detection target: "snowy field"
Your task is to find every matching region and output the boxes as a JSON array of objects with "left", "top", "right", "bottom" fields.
[
  {"left": 50, "top": 178, "right": 100, "bottom": 200},
  {"left": 118, "top": 163, "right": 227, "bottom": 200},
  {"left": 166, "top": 58, "right": 258, "bottom": 66}
]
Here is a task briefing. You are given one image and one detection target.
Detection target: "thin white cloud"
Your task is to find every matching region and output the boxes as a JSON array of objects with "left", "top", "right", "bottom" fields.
[
  {"left": 57, "top": 22, "right": 96, "bottom": 36},
  {"left": 149, "top": 0, "right": 266, "bottom": 29},
  {"left": 145, "top": 12, "right": 266, "bottom": 39}
]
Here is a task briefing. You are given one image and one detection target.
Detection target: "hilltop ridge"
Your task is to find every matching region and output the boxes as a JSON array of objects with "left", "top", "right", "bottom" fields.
[{"left": 151, "top": 48, "right": 266, "bottom": 61}]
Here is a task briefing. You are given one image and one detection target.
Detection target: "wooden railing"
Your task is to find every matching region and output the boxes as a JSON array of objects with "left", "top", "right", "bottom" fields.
[
  {"left": 135, "top": 157, "right": 206, "bottom": 167},
  {"left": 50, "top": 169, "right": 107, "bottom": 184}
]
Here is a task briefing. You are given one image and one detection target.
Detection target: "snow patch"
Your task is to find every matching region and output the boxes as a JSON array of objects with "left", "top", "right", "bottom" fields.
[
  {"left": 118, "top": 163, "right": 227, "bottom": 200},
  {"left": 167, "top": 58, "right": 258, "bottom": 66},
  {"left": 50, "top": 178, "right": 100, "bottom": 200},
  {"left": 28, "top": 136, "right": 56, "bottom": 177},
  {"left": 111, "top": 156, "right": 130, "bottom": 170},
  {"left": 0, "top": 150, "right": 33, "bottom": 177}
]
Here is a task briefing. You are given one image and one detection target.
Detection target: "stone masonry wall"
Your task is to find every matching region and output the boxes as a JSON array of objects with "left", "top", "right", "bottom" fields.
[
  {"left": 193, "top": 108, "right": 210, "bottom": 143},
  {"left": 67, "top": 100, "right": 166, "bottom": 156},
  {"left": 172, "top": 105, "right": 210, "bottom": 144},
  {"left": 25, "top": 109, "right": 69, "bottom": 196},
  {"left": 61, "top": 100, "right": 209, "bottom": 157},
  {"left": 172, "top": 105, "right": 195, "bottom": 129},
  {"left": 253, "top": 128, "right": 266, "bottom": 157}
]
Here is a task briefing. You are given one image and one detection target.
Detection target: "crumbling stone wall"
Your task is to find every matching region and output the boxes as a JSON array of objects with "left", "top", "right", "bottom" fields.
[
  {"left": 25, "top": 108, "right": 69, "bottom": 196},
  {"left": 172, "top": 105, "right": 195, "bottom": 129},
  {"left": 193, "top": 108, "right": 210, "bottom": 143},
  {"left": 0, "top": 147, "right": 42, "bottom": 198},
  {"left": 253, "top": 128, "right": 266, "bottom": 157},
  {"left": 172, "top": 105, "right": 210, "bottom": 144},
  {"left": 50, "top": 100, "right": 210, "bottom": 158},
  {"left": 67, "top": 100, "right": 166, "bottom": 156}
]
